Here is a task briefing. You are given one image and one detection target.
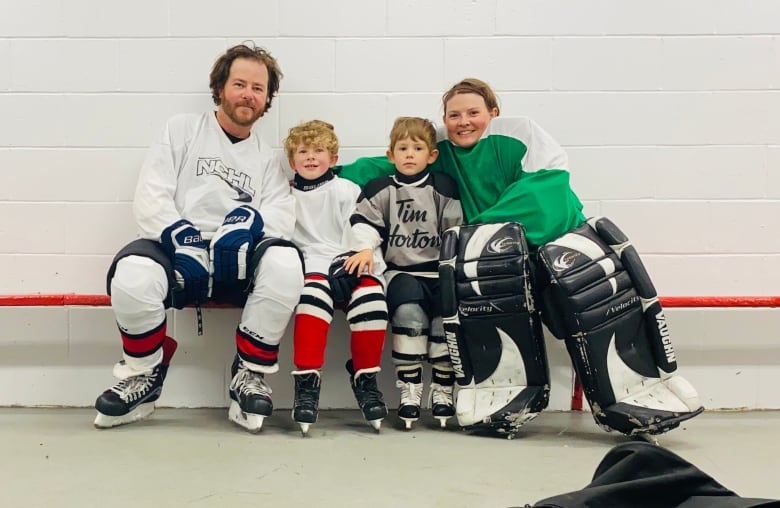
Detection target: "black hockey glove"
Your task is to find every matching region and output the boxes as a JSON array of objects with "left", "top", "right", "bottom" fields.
[
  {"left": 328, "top": 251, "right": 360, "bottom": 304},
  {"left": 160, "top": 219, "right": 211, "bottom": 305}
]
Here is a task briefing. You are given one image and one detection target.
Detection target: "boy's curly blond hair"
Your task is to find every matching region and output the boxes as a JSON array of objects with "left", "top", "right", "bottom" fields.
[
  {"left": 283, "top": 119, "right": 339, "bottom": 160},
  {"left": 388, "top": 117, "right": 437, "bottom": 152}
]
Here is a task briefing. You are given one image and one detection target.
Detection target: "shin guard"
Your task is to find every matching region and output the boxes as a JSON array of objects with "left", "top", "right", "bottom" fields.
[
  {"left": 440, "top": 223, "right": 549, "bottom": 437},
  {"left": 537, "top": 217, "right": 703, "bottom": 435}
]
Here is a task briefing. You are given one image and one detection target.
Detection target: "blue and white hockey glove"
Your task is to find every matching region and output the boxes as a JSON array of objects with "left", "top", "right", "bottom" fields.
[
  {"left": 160, "top": 219, "right": 211, "bottom": 305},
  {"left": 210, "top": 205, "right": 265, "bottom": 282},
  {"left": 328, "top": 251, "right": 360, "bottom": 304}
]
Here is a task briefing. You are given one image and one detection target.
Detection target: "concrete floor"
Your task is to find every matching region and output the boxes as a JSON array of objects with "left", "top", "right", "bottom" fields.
[{"left": 1, "top": 408, "right": 778, "bottom": 508}]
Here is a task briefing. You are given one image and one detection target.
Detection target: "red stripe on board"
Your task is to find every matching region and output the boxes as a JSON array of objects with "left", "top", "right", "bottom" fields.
[
  {"left": 659, "top": 296, "right": 780, "bottom": 308},
  {"left": 0, "top": 294, "right": 238, "bottom": 308}
]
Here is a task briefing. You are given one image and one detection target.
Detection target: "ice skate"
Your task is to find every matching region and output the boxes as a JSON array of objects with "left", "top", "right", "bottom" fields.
[
  {"left": 94, "top": 336, "right": 177, "bottom": 429},
  {"left": 292, "top": 370, "right": 321, "bottom": 436},
  {"left": 346, "top": 360, "right": 387, "bottom": 432},
  {"left": 229, "top": 356, "right": 273, "bottom": 433},
  {"left": 395, "top": 364, "right": 423, "bottom": 430},
  {"left": 429, "top": 382, "right": 455, "bottom": 428}
]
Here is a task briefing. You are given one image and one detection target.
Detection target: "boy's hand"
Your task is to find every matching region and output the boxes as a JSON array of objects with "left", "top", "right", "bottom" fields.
[{"left": 344, "top": 249, "right": 374, "bottom": 276}]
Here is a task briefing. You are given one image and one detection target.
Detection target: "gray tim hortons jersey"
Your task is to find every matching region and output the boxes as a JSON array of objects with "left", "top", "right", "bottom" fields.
[{"left": 350, "top": 170, "right": 463, "bottom": 282}]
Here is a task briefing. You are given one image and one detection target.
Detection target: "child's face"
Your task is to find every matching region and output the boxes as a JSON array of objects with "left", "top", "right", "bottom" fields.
[
  {"left": 387, "top": 136, "right": 439, "bottom": 177},
  {"left": 290, "top": 143, "right": 338, "bottom": 180}
]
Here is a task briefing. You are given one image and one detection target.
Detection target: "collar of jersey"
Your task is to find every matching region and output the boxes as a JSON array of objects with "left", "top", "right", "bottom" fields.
[
  {"left": 294, "top": 169, "right": 335, "bottom": 191},
  {"left": 393, "top": 168, "right": 430, "bottom": 186}
]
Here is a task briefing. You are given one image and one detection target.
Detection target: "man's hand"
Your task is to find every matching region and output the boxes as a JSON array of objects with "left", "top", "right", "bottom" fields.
[{"left": 210, "top": 206, "right": 264, "bottom": 282}]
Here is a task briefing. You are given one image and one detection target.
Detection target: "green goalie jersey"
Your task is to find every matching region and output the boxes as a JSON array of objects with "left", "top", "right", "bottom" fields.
[{"left": 336, "top": 116, "right": 585, "bottom": 248}]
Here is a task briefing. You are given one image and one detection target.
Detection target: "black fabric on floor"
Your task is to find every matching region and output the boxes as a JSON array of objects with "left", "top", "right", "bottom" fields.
[{"left": 524, "top": 441, "right": 779, "bottom": 508}]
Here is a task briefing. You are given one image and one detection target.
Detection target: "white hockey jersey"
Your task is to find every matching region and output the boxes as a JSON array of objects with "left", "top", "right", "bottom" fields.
[
  {"left": 133, "top": 112, "right": 295, "bottom": 241},
  {"left": 292, "top": 171, "right": 385, "bottom": 277}
]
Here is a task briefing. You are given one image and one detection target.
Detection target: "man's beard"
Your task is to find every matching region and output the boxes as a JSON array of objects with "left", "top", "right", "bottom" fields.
[{"left": 222, "top": 100, "right": 263, "bottom": 127}]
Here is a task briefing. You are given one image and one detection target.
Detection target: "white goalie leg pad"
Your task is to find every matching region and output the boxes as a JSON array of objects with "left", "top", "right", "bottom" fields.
[
  {"left": 440, "top": 222, "right": 549, "bottom": 435},
  {"left": 537, "top": 217, "right": 703, "bottom": 435}
]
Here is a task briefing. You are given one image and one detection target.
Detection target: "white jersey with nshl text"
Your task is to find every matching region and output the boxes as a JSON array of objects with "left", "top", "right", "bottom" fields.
[{"left": 133, "top": 111, "right": 295, "bottom": 241}]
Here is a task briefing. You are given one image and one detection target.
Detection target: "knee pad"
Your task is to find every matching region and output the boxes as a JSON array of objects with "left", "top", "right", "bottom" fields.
[
  {"left": 110, "top": 255, "right": 168, "bottom": 334},
  {"left": 537, "top": 217, "right": 703, "bottom": 435},
  {"left": 391, "top": 303, "right": 429, "bottom": 365},
  {"left": 440, "top": 222, "right": 550, "bottom": 436},
  {"left": 251, "top": 244, "right": 305, "bottom": 308}
]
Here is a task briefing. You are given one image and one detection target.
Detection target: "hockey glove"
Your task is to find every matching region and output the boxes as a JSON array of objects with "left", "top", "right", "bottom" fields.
[
  {"left": 210, "top": 205, "right": 265, "bottom": 282},
  {"left": 160, "top": 219, "right": 211, "bottom": 305},
  {"left": 328, "top": 251, "right": 360, "bottom": 304}
]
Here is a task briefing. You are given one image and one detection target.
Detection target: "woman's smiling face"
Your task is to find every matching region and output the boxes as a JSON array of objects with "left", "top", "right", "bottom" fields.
[{"left": 443, "top": 92, "right": 498, "bottom": 148}]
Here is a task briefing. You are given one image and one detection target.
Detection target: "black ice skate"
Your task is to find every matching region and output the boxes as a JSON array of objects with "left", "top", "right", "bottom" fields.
[
  {"left": 395, "top": 364, "right": 423, "bottom": 430},
  {"left": 346, "top": 360, "right": 387, "bottom": 432},
  {"left": 430, "top": 367, "right": 455, "bottom": 428},
  {"left": 94, "top": 336, "right": 178, "bottom": 429},
  {"left": 228, "top": 355, "right": 273, "bottom": 433},
  {"left": 292, "top": 370, "right": 321, "bottom": 436},
  {"left": 429, "top": 383, "right": 455, "bottom": 428}
]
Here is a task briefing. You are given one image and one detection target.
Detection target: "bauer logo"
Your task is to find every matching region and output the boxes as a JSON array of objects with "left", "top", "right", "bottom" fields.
[
  {"left": 552, "top": 251, "right": 579, "bottom": 272},
  {"left": 487, "top": 236, "right": 521, "bottom": 254}
]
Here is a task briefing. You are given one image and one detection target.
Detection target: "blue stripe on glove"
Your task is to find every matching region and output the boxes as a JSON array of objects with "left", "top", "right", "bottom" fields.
[{"left": 210, "top": 206, "right": 265, "bottom": 282}]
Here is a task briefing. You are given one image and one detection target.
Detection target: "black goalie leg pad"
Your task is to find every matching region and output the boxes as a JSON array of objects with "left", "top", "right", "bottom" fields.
[
  {"left": 537, "top": 217, "right": 703, "bottom": 436},
  {"left": 440, "top": 222, "right": 550, "bottom": 436}
]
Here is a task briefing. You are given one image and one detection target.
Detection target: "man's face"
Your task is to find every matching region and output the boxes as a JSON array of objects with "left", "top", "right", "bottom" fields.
[
  {"left": 218, "top": 57, "right": 270, "bottom": 128},
  {"left": 443, "top": 93, "right": 498, "bottom": 148}
]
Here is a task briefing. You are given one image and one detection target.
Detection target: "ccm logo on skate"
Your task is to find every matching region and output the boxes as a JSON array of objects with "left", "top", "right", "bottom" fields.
[
  {"left": 487, "top": 236, "right": 521, "bottom": 254},
  {"left": 655, "top": 311, "right": 677, "bottom": 364},
  {"left": 552, "top": 251, "right": 579, "bottom": 272}
]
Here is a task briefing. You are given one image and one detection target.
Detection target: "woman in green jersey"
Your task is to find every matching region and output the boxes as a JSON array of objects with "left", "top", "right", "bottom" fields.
[{"left": 336, "top": 78, "right": 585, "bottom": 248}]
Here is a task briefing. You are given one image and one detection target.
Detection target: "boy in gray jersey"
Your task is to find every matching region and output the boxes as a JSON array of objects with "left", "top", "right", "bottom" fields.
[{"left": 344, "top": 117, "right": 463, "bottom": 429}]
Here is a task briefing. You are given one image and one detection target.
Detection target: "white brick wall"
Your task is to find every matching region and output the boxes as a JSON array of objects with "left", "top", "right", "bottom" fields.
[{"left": 1, "top": 1, "right": 778, "bottom": 409}]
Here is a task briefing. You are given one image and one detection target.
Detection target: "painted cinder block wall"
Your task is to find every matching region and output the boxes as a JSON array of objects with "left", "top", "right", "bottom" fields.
[{"left": 0, "top": 0, "right": 778, "bottom": 411}]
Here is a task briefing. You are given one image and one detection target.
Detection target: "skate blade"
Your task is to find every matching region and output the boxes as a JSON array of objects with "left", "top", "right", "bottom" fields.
[
  {"left": 400, "top": 417, "right": 417, "bottom": 430},
  {"left": 93, "top": 402, "right": 155, "bottom": 429},
  {"left": 298, "top": 422, "right": 311, "bottom": 436},
  {"left": 368, "top": 418, "right": 383, "bottom": 432},
  {"left": 228, "top": 401, "right": 266, "bottom": 434},
  {"left": 434, "top": 416, "right": 450, "bottom": 429}
]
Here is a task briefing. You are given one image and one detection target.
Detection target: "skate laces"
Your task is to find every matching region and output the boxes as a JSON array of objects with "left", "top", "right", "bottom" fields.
[
  {"left": 110, "top": 370, "right": 157, "bottom": 403},
  {"left": 429, "top": 383, "right": 454, "bottom": 407},
  {"left": 395, "top": 380, "right": 423, "bottom": 406},
  {"left": 231, "top": 367, "right": 272, "bottom": 398}
]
